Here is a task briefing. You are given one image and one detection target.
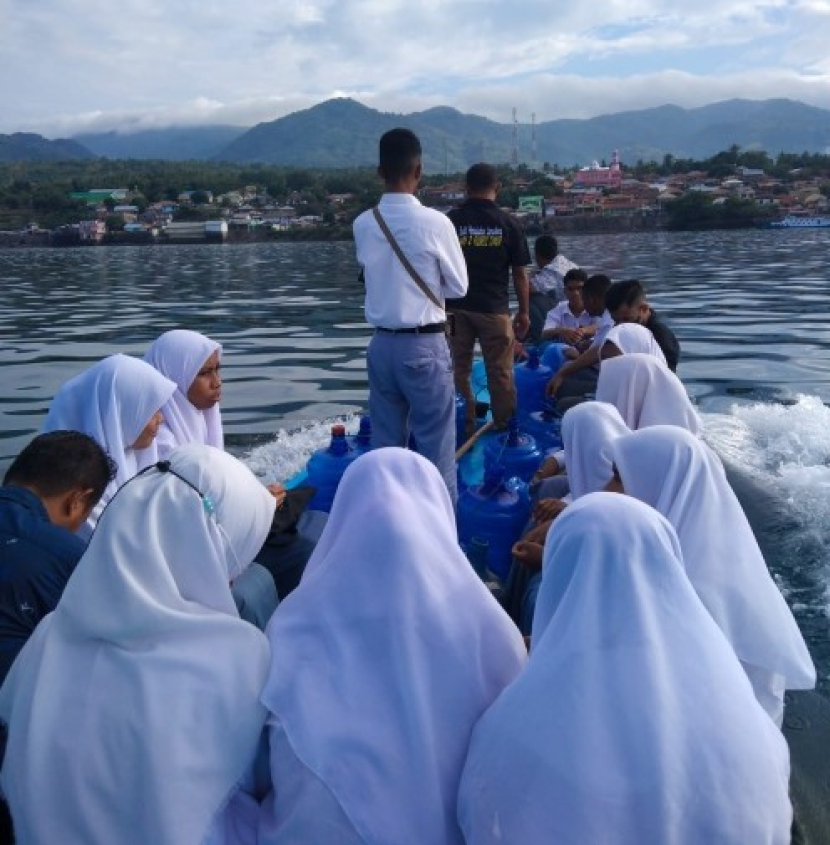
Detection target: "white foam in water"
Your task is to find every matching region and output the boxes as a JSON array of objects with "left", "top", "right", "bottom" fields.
[
  {"left": 703, "top": 395, "right": 830, "bottom": 618},
  {"left": 242, "top": 413, "right": 360, "bottom": 486}
]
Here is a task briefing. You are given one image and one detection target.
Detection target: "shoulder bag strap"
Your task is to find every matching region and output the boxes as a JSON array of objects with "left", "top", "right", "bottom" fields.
[{"left": 372, "top": 207, "right": 443, "bottom": 310}]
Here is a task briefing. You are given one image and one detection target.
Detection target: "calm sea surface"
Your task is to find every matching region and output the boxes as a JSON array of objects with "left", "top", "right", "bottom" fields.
[{"left": 1, "top": 231, "right": 829, "bottom": 683}]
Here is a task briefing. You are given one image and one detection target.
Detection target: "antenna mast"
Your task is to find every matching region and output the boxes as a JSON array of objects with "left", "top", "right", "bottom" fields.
[{"left": 511, "top": 107, "right": 519, "bottom": 167}]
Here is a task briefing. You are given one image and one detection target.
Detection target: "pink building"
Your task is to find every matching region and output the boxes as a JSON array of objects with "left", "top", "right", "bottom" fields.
[{"left": 572, "top": 150, "right": 623, "bottom": 190}]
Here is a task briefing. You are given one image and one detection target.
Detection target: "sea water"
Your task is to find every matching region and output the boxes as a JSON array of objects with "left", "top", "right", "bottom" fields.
[{"left": 0, "top": 231, "right": 828, "bottom": 687}]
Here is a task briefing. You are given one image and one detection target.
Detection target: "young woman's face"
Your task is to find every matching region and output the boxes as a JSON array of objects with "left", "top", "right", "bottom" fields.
[
  {"left": 133, "top": 410, "right": 163, "bottom": 449},
  {"left": 186, "top": 350, "right": 222, "bottom": 410}
]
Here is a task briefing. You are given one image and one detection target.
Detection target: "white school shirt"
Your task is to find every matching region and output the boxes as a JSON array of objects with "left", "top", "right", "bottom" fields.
[
  {"left": 530, "top": 254, "right": 578, "bottom": 298},
  {"left": 542, "top": 301, "right": 598, "bottom": 332},
  {"left": 588, "top": 309, "right": 615, "bottom": 348},
  {"left": 353, "top": 193, "right": 468, "bottom": 329}
]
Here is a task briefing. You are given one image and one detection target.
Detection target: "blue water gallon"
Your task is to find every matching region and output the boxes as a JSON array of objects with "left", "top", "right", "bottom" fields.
[
  {"left": 540, "top": 342, "right": 569, "bottom": 373},
  {"left": 513, "top": 348, "right": 552, "bottom": 420},
  {"left": 457, "top": 466, "right": 531, "bottom": 580},
  {"left": 521, "top": 405, "right": 563, "bottom": 453},
  {"left": 483, "top": 417, "right": 545, "bottom": 482},
  {"left": 306, "top": 424, "right": 358, "bottom": 512},
  {"left": 455, "top": 392, "right": 467, "bottom": 448},
  {"left": 348, "top": 415, "right": 373, "bottom": 454}
]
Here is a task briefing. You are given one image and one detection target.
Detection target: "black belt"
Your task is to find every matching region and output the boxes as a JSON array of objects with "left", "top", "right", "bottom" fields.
[{"left": 375, "top": 322, "right": 446, "bottom": 335}]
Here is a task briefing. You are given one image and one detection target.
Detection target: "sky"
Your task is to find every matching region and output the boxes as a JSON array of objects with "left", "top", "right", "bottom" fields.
[{"left": 1, "top": 0, "right": 829, "bottom": 137}]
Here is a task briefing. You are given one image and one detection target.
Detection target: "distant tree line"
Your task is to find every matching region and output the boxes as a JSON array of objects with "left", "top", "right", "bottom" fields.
[{"left": 0, "top": 147, "right": 828, "bottom": 231}]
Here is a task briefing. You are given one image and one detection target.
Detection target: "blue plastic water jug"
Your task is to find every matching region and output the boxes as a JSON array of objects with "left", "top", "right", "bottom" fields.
[
  {"left": 483, "top": 417, "right": 545, "bottom": 482},
  {"left": 349, "top": 415, "right": 373, "bottom": 454},
  {"left": 540, "top": 342, "right": 569, "bottom": 374},
  {"left": 305, "top": 424, "right": 358, "bottom": 512},
  {"left": 521, "top": 405, "right": 563, "bottom": 453},
  {"left": 457, "top": 465, "right": 531, "bottom": 580},
  {"left": 455, "top": 392, "right": 467, "bottom": 448},
  {"left": 514, "top": 348, "right": 552, "bottom": 420}
]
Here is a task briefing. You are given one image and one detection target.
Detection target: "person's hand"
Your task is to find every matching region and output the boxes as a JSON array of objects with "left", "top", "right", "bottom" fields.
[
  {"left": 533, "top": 498, "right": 568, "bottom": 523},
  {"left": 560, "top": 328, "right": 583, "bottom": 345},
  {"left": 513, "top": 312, "right": 530, "bottom": 341},
  {"left": 512, "top": 540, "right": 544, "bottom": 572},
  {"left": 266, "top": 482, "right": 287, "bottom": 508},
  {"left": 524, "top": 519, "right": 553, "bottom": 545},
  {"left": 532, "top": 455, "right": 561, "bottom": 483},
  {"left": 546, "top": 372, "right": 564, "bottom": 397}
]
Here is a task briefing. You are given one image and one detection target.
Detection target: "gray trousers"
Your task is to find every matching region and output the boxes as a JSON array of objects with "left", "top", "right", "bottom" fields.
[{"left": 367, "top": 330, "right": 457, "bottom": 503}]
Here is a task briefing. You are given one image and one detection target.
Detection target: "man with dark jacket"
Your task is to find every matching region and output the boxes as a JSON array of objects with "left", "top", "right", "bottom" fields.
[
  {"left": 0, "top": 431, "right": 115, "bottom": 684},
  {"left": 447, "top": 163, "right": 531, "bottom": 435}
]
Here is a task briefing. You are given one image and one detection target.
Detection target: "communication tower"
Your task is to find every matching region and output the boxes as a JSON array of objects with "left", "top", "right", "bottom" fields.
[
  {"left": 531, "top": 112, "right": 537, "bottom": 170},
  {"left": 511, "top": 107, "right": 519, "bottom": 167}
]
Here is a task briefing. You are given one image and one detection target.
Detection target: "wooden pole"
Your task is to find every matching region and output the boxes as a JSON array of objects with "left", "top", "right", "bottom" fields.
[{"left": 455, "top": 420, "right": 494, "bottom": 461}]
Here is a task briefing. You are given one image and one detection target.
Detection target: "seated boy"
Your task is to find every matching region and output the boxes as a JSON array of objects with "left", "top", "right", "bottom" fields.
[
  {"left": 604, "top": 279, "right": 680, "bottom": 371},
  {"left": 540, "top": 268, "right": 599, "bottom": 349},
  {"left": 545, "top": 273, "right": 614, "bottom": 406},
  {"left": 527, "top": 235, "right": 578, "bottom": 344}
]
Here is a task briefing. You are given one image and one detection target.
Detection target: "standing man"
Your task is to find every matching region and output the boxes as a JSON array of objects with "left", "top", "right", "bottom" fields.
[
  {"left": 447, "top": 163, "right": 531, "bottom": 436},
  {"left": 353, "top": 128, "right": 468, "bottom": 503}
]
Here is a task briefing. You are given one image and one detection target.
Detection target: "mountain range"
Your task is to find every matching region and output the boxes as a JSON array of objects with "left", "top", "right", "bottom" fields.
[{"left": 3, "top": 98, "right": 830, "bottom": 169}]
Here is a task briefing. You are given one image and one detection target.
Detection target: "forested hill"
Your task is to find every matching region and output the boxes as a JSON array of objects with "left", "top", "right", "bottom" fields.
[
  {"left": 0, "top": 133, "right": 94, "bottom": 162},
  {"left": 213, "top": 97, "right": 830, "bottom": 170}
]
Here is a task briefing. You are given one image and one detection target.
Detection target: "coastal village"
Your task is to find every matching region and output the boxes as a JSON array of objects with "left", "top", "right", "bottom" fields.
[{"left": 2, "top": 149, "right": 829, "bottom": 247}]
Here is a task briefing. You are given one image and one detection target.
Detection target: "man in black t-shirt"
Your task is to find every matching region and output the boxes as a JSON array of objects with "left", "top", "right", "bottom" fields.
[
  {"left": 447, "top": 164, "right": 531, "bottom": 435},
  {"left": 604, "top": 279, "right": 681, "bottom": 371}
]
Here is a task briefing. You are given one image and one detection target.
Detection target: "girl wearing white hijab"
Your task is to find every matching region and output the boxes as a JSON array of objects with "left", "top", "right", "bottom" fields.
[
  {"left": 596, "top": 352, "right": 702, "bottom": 434},
  {"left": 0, "top": 444, "right": 276, "bottom": 845},
  {"left": 145, "top": 329, "right": 224, "bottom": 458},
  {"left": 42, "top": 353, "right": 177, "bottom": 538},
  {"left": 608, "top": 425, "right": 815, "bottom": 726},
  {"left": 458, "top": 493, "right": 793, "bottom": 845},
  {"left": 600, "top": 321, "right": 667, "bottom": 365},
  {"left": 258, "top": 447, "right": 526, "bottom": 845}
]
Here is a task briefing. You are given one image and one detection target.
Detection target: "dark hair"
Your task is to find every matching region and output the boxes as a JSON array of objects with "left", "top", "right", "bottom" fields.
[
  {"left": 4, "top": 431, "right": 117, "bottom": 505},
  {"left": 534, "top": 234, "right": 559, "bottom": 261},
  {"left": 465, "top": 162, "right": 498, "bottom": 193},
  {"left": 605, "top": 279, "right": 645, "bottom": 314},
  {"left": 378, "top": 128, "right": 422, "bottom": 181},
  {"left": 583, "top": 273, "right": 613, "bottom": 301},
  {"left": 563, "top": 267, "right": 588, "bottom": 286}
]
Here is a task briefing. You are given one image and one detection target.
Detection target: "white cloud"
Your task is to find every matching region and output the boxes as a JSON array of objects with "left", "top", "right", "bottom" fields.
[{"left": 0, "top": 0, "right": 828, "bottom": 135}]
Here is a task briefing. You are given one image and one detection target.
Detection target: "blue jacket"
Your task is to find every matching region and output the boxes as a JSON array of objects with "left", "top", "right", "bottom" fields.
[{"left": 0, "top": 486, "right": 86, "bottom": 685}]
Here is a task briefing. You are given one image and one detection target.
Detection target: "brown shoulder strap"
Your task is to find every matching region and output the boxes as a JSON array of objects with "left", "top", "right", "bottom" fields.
[{"left": 372, "top": 207, "right": 443, "bottom": 310}]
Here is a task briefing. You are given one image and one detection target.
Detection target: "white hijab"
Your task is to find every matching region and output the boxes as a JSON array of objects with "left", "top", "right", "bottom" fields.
[
  {"left": 458, "top": 493, "right": 792, "bottom": 845},
  {"left": 145, "top": 329, "right": 224, "bottom": 457},
  {"left": 561, "top": 401, "right": 630, "bottom": 499},
  {"left": 261, "top": 447, "right": 526, "bottom": 845},
  {"left": 42, "top": 352, "right": 177, "bottom": 497},
  {"left": 0, "top": 444, "right": 275, "bottom": 845},
  {"left": 609, "top": 425, "right": 815, "bottom": 691},
  {"left": 596, "top": 352, "right": 702, "bottom": 434},
  {"left": 603, "top": 321, "right": 667, "bottom": 364}
]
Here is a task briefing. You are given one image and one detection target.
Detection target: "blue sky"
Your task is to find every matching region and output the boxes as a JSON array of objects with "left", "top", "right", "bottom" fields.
[{"left": 1, "top": 0, "right": 828, "bottom": 136}]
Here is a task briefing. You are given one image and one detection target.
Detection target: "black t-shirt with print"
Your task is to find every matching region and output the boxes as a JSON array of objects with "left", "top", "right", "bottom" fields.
[{"left": 446, "top": 198, "right": 531, "bottom": 314}]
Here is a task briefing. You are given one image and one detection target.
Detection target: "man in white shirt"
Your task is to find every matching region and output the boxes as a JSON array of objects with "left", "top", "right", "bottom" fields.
[
  {"left": 353, "top": 128, "right": 468, "bottom": 502},
  {"left": 527, "top": 234, "right": 578, "bottom": 343},
  {"left": 540, "top": 268, "right": 598, "bottom": 346}
]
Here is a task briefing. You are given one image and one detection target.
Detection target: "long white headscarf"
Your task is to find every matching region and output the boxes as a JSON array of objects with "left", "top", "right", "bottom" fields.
[
  {"left": 561, "top": 401, "right": 630, "bottom": 499},
  {"left": 596, "top": 352, "right": 702, "bottom": 434},
  {"left": 42, "top": 353, "right": 176, "bottom": 503},
  {"left": 145, "top": 329, "right": 224, "bottom": 457},
  {"left": 603, "top": 322, "right": 667, "bottom": 364},
  {"left": 458, "top": 493, "right": 792, "bottom": 845},
  {"left": 0, "top": 444, "right": 275, "bottom": 845},
  {"left": 609, "top": 425, "right": 815, "bottom": 693},
  {"left": 261, "top": 447, "right": 526, "bottom": 845}
]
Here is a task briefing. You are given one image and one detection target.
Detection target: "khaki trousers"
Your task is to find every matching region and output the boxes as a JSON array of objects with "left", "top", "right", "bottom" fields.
[{"left": 450, "top": 310, "right": 516, "bottom": 432}]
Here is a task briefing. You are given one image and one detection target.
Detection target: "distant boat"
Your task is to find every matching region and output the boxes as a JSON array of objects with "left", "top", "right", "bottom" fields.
[{"left": 769, "top": 215, "right": 830, "bottom": 229}]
